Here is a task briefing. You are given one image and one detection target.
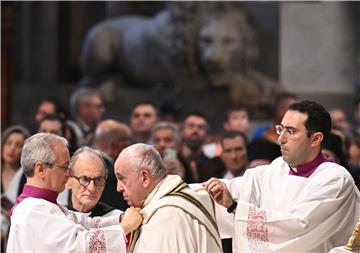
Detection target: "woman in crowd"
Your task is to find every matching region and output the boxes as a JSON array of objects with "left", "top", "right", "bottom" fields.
[{"left": 1, "top": 125, "right": 30, "bottom": 192}]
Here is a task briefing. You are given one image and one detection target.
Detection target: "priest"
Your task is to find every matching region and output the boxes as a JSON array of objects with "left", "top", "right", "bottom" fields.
[
  {"left": 204, "top": 100, "right": 360, "bottom": 252},
  {"left": 7, "top": 133, "right": 142, "bottom": 252}
]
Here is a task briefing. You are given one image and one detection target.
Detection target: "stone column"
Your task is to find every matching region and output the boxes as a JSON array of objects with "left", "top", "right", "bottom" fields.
[
  {"left": 17, "top": 2, "right": 58, "bottom": 84},
  {"left": 280, "top": 2, "right": 358, "bottom": 110}
]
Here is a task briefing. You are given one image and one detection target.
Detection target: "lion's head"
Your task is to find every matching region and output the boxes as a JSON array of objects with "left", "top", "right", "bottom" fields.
[{"left": 167, "top": 2, "right": 260, "bottom": 87}]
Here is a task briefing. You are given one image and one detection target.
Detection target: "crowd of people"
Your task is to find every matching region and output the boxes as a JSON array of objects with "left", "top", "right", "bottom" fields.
[{"left": 1, "top": 86, "right": 360, "bottom": 252}]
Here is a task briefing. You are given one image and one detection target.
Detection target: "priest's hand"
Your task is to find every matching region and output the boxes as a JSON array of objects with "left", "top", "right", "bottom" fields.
[
  {"left": 203, "top": 178, "right": 233, "bottom": 209},
  {"left": 120, "top": 207, "right": 143, "bottom": 235}
]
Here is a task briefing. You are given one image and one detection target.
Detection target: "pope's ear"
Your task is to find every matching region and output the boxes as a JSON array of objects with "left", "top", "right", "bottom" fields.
[{"left": 139, "top": 169, "right": 152, "bottom": 188}]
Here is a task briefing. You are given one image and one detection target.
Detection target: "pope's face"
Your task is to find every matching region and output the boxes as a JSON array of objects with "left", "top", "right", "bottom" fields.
[{"left": 115, "top": 156, "right": 147, "bottom": 208}]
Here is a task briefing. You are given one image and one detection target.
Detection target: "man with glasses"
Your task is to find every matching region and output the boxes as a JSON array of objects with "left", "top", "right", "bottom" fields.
[
  {"left": 7, "top": 133, "right": 142, "bottom": 252},
  {"left": 204, "top": 100, "right": 360, "bottom": 252},
  {"left": 66, "top": 87, "right": 106, "bottom": 149},
  {"left": 66, "top": 146, "right": 121, "bottom": 217}
]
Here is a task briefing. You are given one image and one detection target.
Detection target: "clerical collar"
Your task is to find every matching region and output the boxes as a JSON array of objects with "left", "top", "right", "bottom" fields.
[
  {"left": 12, "top": 184, "right": 59, "bottom": 214},
  {"left": 289, "top": 153, "right": 334, "bottom": 178}
]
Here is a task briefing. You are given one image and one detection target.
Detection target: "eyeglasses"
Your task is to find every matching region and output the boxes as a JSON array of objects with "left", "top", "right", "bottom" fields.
[
  {"left": 44, "top": 162, "right": 69, "bottom": 170},
  {"left": 275, "top": 125, "right": 296, "bottom": 136},
  {"left": 71, "top": 175, "right": 106, "bottom": 187},
  {"left": 275, "top": 125, "right": 314, "bottom": 137}
]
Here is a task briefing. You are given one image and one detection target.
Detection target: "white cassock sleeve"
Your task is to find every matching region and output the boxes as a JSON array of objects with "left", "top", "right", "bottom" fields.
[
  {"left": 66, "top": 207, "right": 122, "bottom": 228},
  {"left": 7, "top": 198, "right": 126, "bottom": 253},
  {"left": 225, "top": 163, "right": 360, "bottom": 252}
]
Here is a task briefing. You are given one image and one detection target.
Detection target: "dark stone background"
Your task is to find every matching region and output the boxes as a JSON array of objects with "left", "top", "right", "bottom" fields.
[{"left": 2, "top": 2, "right": 358, "bottom": 133}]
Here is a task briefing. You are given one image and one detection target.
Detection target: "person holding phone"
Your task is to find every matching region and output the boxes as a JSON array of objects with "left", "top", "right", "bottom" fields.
[{"left": 151, "top": 121, "right": 194, "bottom": 183}]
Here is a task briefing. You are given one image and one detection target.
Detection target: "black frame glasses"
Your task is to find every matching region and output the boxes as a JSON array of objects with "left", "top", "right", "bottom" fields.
[{"left": 71, "top": 175, "right": 106, "bottom": 187}]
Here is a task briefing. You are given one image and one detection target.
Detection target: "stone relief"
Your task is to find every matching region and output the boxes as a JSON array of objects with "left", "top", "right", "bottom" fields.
[{"left": 80, "top": 2, "right": 283, "bottom": 117}]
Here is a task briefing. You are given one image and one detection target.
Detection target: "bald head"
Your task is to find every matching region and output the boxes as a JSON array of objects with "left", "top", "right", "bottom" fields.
[{"left": 93, "top": 119, "right": 132, "bottom": 160}]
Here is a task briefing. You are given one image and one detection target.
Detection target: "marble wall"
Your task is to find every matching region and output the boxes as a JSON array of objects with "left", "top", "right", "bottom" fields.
[
  {"left": 280, "top": 2, "right": 359, "bottom": 112},
  {"left": 3, "top": 1, "right": 359, "bottom": 129}
]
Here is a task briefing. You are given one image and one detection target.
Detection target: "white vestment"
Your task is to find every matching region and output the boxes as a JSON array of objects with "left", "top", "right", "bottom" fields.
[
  {"left": 1, "top": 170, "right": 68, "bottom": 251},
  {"left": 130, "top": 175, "right": 222, "bottom": 252},
  {"left": 7, "top": 197, "right": 126, "bottom": 252},
  {"left": 216, "top": 157, "right": 360, "bottom": 252}
]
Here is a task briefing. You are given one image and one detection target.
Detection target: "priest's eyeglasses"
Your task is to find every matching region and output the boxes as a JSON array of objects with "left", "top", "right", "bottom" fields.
[
  {"left": 71, "top": 176, "right": 106, "bottom": 187},
  {"left": 275, "top": 125, "right": 315, "bottom": 137},
  {"left": 275, "top": 125, "right": 296, "bottom": 136}
]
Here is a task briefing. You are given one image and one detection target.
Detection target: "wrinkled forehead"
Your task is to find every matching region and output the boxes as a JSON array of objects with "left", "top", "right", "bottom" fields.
[
  {"left": 52, "top": 143, "right": 70, "bottom": 162},
  {"left": 115, "top": 156, "right": 132, "bottom": 175},
  {"left": 73, "top": 154, "right": 106, "bottom": 176}
]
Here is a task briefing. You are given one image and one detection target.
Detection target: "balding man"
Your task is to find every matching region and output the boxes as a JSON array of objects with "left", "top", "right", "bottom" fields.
[
  {"left": 93, "top": 119, "right": 132, "bottom": 210},
  {"left": 66, "top": 146, "right": 120, "bottom": 217},
  {"left": 93, "top": 119, "right": 132, "bottom": 160},
  {"left": 115, "top": 143, "right": 222, "bottom": 252}
]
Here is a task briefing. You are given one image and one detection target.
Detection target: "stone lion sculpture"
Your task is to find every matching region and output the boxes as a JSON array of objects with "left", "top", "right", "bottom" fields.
[{"left": 81, "top": 2, "right": 283, "bottom": 114}]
